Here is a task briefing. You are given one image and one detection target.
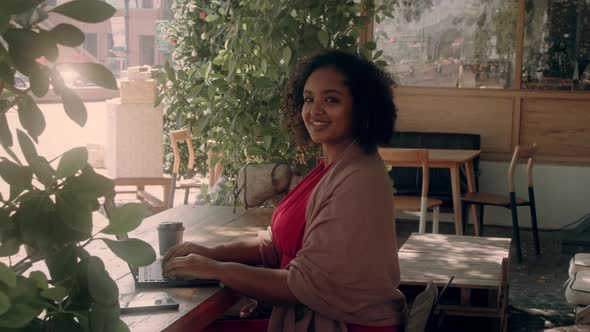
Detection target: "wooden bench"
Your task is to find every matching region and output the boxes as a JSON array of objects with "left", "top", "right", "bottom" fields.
[{"left": 399, "top": 233, "right": 511, "bottom": 331}]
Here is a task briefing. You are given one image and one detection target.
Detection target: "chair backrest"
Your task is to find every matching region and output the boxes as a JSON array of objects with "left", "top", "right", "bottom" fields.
[
  {"left": 406, "top": 280, "right": 439, "bottom": 332},
  {"left": 507, "top": 143, "right": 538, "bottom": 192},
  {"left": 169, "top": 129, "right": 195, "bottom": 175},
  {"left": 378, "top": 148, "right": 430, "bottom": 198}
]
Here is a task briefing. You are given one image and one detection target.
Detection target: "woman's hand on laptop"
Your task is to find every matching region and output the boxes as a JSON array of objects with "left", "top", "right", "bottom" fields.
[
  {"left": 162, "top": 242, "right": 210, "bottom": 265},
  {"left": 162, "top": 253, "right": 219, "bottom": 280}
]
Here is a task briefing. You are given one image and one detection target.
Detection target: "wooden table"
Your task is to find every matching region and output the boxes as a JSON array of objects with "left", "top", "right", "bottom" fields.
[
  {"left": 109, "top": 205, "right": 273, "bottom": 331},
  {"left": 398, "top": 233, "right": 511, "bottom": 330},
  {"left": 96, "top": 170, "right": 173, "bottom": 213},
  {"left": 379, "top": 148, "right": 481, "bottom": 235}
]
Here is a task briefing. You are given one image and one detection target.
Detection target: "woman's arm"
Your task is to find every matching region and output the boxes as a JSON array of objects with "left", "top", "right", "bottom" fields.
[
  {"left": 163, "top": 253, "right": 299, "bottom": 305},
  {"left": 162, "top": 237, "right": 263, "bottom": 266},
  {"left": 216, "top": 262, "right": 298, "bottom": 304}
]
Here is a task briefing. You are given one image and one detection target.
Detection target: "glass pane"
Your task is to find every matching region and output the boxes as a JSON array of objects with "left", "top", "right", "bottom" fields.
[
  {"left": 375, "top": 0, "right": 518, "bottom": 89},
  {"left": 523, "top": 0, "right": 590, "bottom": 91}
]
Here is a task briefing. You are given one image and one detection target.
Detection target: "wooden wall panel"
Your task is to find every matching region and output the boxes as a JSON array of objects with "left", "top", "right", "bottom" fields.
[
  {"left": 521, "top": 98, "right": 590, "bottom": 160},
  {"left": 394, "top": 91, "right": 514, "bottom": 153}
]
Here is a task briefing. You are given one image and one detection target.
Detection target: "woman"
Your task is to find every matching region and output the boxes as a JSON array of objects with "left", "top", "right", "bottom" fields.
[{"left": 163, "top": 49, "right": 406, "bottom": 331}]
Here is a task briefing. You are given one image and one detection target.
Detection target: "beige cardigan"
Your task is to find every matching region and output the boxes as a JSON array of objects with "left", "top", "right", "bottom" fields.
[{"left": 259, "top": 143, "right": 406, "bottom": 332}]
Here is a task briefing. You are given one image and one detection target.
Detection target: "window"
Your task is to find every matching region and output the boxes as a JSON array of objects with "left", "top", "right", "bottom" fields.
[
  {"left": 107, "top": 33, "right": 114, "bottom": 51},
  {"left": 139, "top": 35, "right": 155, "bottom": 65},
  {"left": 375, "top": 0, "right": 518, "bottom": 89},
  {"left": 142, "top": 0, "right": 153, "bottom": 8},
  {"left": 522, "top": 0, "right": 590, "bottom": 90},
  {"left": 83, "top": 33, "right": 98, "bottom": 58}
]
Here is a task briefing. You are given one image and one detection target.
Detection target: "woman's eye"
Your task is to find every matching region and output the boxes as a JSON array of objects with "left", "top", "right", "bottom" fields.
[
  {"left": 325, "top": 97, "right": 339, "bottom": 103},
  {"left": 303, "top": 97, "right": 313, "bottom": 103}
]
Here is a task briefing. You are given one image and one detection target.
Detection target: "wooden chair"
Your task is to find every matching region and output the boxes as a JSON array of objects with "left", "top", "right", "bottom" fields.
[
  {"left": 461, "top": 143, "right": 540, "bottom": 262},
  {"left": 169, "top": 129, "right": 200, "bottom": 207},
  {"left": 379, "top": 148, "right": 443, "bottom": 233}
]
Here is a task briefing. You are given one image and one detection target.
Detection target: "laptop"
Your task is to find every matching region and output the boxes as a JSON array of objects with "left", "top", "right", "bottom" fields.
[{"left": 116, "top": 233, "right": 220, "bottom": 288}]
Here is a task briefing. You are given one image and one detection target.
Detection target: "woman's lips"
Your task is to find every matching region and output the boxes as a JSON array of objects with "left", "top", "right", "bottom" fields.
[{"left": 309, "top": 121, "right": 330, "bottom": 130}]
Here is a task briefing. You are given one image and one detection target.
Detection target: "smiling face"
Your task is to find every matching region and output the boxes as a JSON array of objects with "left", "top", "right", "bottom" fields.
[{"left": 301, "top": 66, "right": 354, "bottom": 150}]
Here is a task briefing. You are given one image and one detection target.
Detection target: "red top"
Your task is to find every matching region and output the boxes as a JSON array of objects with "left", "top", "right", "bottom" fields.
[
  {"left": 271, "top": 161, "right": 331, "bottom": 269},
  {"left": 270, "top": 162, "right": 400, "bottom": 332}
]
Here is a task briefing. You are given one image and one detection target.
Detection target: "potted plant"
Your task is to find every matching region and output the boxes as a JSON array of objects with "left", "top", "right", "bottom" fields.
[{"left": 0, "top": 1, "right": 156, "bottom": 330}]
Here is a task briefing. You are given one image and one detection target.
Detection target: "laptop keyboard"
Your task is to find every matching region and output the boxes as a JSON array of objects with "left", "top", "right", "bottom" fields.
[{"left": 139, "top": 260, "right": 165, "bottom": 281}]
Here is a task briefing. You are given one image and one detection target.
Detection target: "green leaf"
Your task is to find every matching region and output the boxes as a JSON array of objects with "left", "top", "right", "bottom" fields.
[
  {"left": 29, "top": 65, "right": 50, "bottom": 97},
  {"left": 89, "top": 303, "right": 119, "bottom": 332},
  {"left": 1, "top": 0, "right": 44, "bottom": 15},
  {"left": 116, "top": 319, "right": 131, "bottom": 332},
  {"left": 0, "top": 290, "right": 9, "bottom": 316},
  {"left": 263, "top": 135, "right": 272, "bottom": 151},
  {"left": 37, "top": 30, "right": 59, "bottom": 63},
  {"left": 0, "top": 12, "right": 9, "bottom": 35},
  {"left": 317, "top": 30, "right": 329, "bottom": 47},
  {"left": 41, "top": 285, "right": 68, "bottom": 302},
  {"left": 0, "top": 209, "right": 10, "bottom": 231},
  {"left": 102, "top": 238, "right": 156, "bottom": 268},
  {"left": 0, "top": 159, "right": 33, "bottom": 188},
  {"left": 51, "top": 0, "right": 116, "bottom": 23},
  {"left": 363, "top": 41, "right": 377, "bottom": 51},
  {"left": 375, "top": 60, "right": 387, "bottom": 68},
  {"left": 15, "top": 194, "right": 53, "bottom": 248},
  {"left": 373, "top": 50, "right": 383, "bottom": 60},
  {"left": 62, "top": 167, "right": 113, "bottom": 200},
  {"left": 50, "top": 24, "right": 85, "bottom": 47},
  {"left": 46, "top": 247, "right": 77, "bottom": 283},
  {"left": 16, "top": 130, "right": 38, "bottom": 167},
  {"left": 253, "top": 77, "right": 275, "bottom": 89},
  {"left": 205, "top": 14, "right": 219, "bottom": 22},
  {"left": 17, "top": 95, "right": 46, "bottom": 141},
  {"left": 56, "top": 147, "right": 87, "bottom": 179},
  {"left": 101, "top": 203, "right": 145, "bottom": 235},
  {"left": 0, "top": 303, "right": 40, "bottom": 328},
  {"left": 55, "top": 192, "right": 92, "bottom": 237},
  {"left": 31, "top": 156, "right": 55, "bottom": 188},
  {"left": 282, "top": 47, "right": 292, "bottom": 66},
  {"left": 67, "top": 63, "right": 118, "bottom": 90},
  {"left": 86, "top": 256, "right": 118, "bottom": 306},
  {"left": 28, "top": 271, "right": 48, "bottom": 290},
  {"left": 61, "top": 88, "right": 87, "bottom": 126},
  {"left": 0, "top": 63, "right": 15, "bottom": 86},
  {"left": 3, "top": 29, "right": 47, "bottom": 61},
  {"left": 0, "top": 112, "right": 13, "bottom": 148},
  {"left": 0, "top": 262, "right": 17, "bottom": 288},
  {"left": 0, "top": 237, "right": 20, "bottom": 257}
]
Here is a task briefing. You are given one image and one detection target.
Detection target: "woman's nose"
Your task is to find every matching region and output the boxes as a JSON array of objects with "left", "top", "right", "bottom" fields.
[{"left": 310, "top": 101, "right": 324, "bottom": 115}]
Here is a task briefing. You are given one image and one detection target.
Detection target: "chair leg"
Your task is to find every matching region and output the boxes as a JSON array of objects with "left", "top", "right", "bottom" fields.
[
  {"left": 419, "top": 196, "right": 428, "bottom": 233},
  {"left": 478, "top": 204, "right": 484, "bottom": 237},
  {"left": 461, "top": 202, "right": 468, "bottom": 235},
  {"left": 183, "top": 188, "right": 190, "bottom": 205},
  {"left": 169, "top": 174, "right": 177, "bottom": 209},
  {"left": 433, "top": 206, "right": 440, "bottom": 234},
  {"left": 509, "top": 192, "right": 522, "bottom": 263},
  {"left": 528, "top": 187, "right": 541, "bottom": 255}
]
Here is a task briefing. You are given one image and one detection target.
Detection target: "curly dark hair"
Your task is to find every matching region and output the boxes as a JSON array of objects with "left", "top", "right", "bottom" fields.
[{"left": 281, "top": 48, "right": 396, "bottom": 154}]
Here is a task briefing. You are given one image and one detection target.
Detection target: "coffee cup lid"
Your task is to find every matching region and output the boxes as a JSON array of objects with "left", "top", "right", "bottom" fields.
[{"left": 158, "top": 221, "right": 184, "bottom": 230}]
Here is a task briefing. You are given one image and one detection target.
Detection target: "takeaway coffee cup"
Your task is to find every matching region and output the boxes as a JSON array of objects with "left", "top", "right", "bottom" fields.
[{"left": 157, "top": 221, "right": 185, "bottom": 256}]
